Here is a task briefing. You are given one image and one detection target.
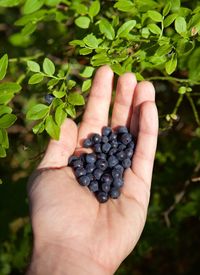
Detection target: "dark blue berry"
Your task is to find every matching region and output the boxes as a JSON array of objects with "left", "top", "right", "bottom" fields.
[
  {"left": 117, "top": 126, "right": 128, "bottom": 134},
  {"left": 102, "top": 126, "right": 112, "bottom": 136},
  {"left": 68, "top": 155, "right": 78, "bottom": 166},
  {"left": 92, "top": 134, "right": 101, "bottom": 144},
  {"left": 113, "top": 178, "right": 124, "bottom": 188},
  {"left": 109, "top": 132, "right": 117, "bottom": 141},
  {"left": 108, "top": 155, "right": 119, "bottom": 168},
  {"left": 102, "top": 143, "right": 111, "bottom": 153},
  {"left": 102, "top": 136, "right": 109, "bottom": 143},
  {"left": 115, "top": 164, "right": 124, "bottom": 174},
  {"left": 97, "top": 191, "right": 109, "bottom": 203},
  {"left": 86, "top": 153, "right": 97, "bottom": 164},
  {"left": 110, "top": 188, "right": 121, "bottom": 199},
  {"left": 117, "top": 143, "right": 126, "bottom": 151},
  {"left": 127, "top": 141, "right": 135, "bottom": 150},
  {"left": 73, "top": 159, "right": 83, "bottom": 168},
  {"left": 111, "top": 140, "right": 118, "bottom": 148},
  {"left": 125, "top": 148, "right": 134, "bottom": 159},
  {"left": 93, "top": 169, "right": 103, "bottom": 180},
  {"left": 94, "top": 143, "right": 102, "bottom": 153},
  {"left": 89, "top": 181, "right": 99, "bottom": 192},
  {"left": 45, "top": 94, "right": 54, "bottom": 105},
  {"left": 101, "top": 173, "right": 113, "bottom": 184},
  {"left": 87, "top": 173, "right": 95, "bottom": 181},
  {"left": 116, "top": 151, "right": 126, "bottom": 161},
  {"left": 122, "top": 158, "right": 131, "bottom": 168},
  {"left": 109, "top": 148, "right": 117, "bottom": 155},
  {"left": 85, "top": 164, "right": 95, "bottom": 173},
  {"left": 121, "top": 133, "right": 132, "bottom": 145},
  {"left": 96, "top": 159, "right": 108, "bottom": 171},
  {"left": 78, "top": 175, "right": 90, "bottom": 186},
  {"left": 102, "top": 182, "right": 111, "bottom": 193},
  {"left": 97, "top": 153, "right": 107, "bottom": 160},
  {"left": 75, "top": 168, "right": 86, "bottom": 177},
  {"left": 111, "top": 168, "right": 122, "bottom": 178},
  {"left": 83, "top": 138, "right": 93, "bottom": 148}
]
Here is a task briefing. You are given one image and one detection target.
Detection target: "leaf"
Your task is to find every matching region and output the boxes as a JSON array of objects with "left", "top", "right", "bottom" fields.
[
  {"left": 80, "top": 66, "right": 95, "bottom": 78},
  {"left": 114, "top": 0, "right": 134, "bottom": 12},
  {"left": 32, "top": 121, "right": 45, "bottom": 134},
  {"left": 21, "top": 22, "right": 36, "bottom": 36},
  {"left": 0, "top": 129, "right": 9, "bottom": 148},
  {"left": 148, "top": 10, "right": 163, "bottom": 22},
  {"left": 156, "top": 44, "right": 172, "bottom": 56},
  {"left": 0, "top": 82, "right": 21, "bottom": 93},
  {"left": 43, "top": 58, "right": 55, "bottom": 76},
  {"left": 163, "top": 2, "right": 171, "bottom": 17},
  {"left": 117, "top": 20, "right": 136, "bottom": 37},
  {"left": 45, "top": 0, "right": 61, "bottom": 6},
  {"left": 82, "top": 79, "right": 92, "bottom": 92},
  {"left": 175, "top": 16, "right": 187, "bottom": 35},
  {"left": 0, "top": 0, "right": 20, "bottom": 7},
  {"left": 0, "top": 105, "right": 12, "bottom": 116},
  {"left": 28, "top": 73, "right": 44, "bottom": 84},
  {"left": 0, "top": 146, "right": 6, "bottom": 158},
  {"left": 99, "top": 18, "right": 115, "bottom": 40},
  {"left": 188, "top": 48, "right": 200, "bottom": 81},
  {"left": 27, "top": 60, "right": 40, "bottom": 72},
  {"left": 65, "top": 104, "right": 76, "bottom": 118},
  {"left": 89, "top": 1, "right": 100, "bottom": 18},
  {"left": 75, "top": 16, "right": 90, "bottom": 29},
  {"left": 164, "top": 14, "right": 177, "bottom": 27},
  {"left": 23, "top": 0, "right": 45, "bottom": 14},
  {"left": 67, "top": 80, "right": 76, "bottom": 89},
  {"left": 55, "top": 104, "right": 67, "bottom": 126},
  {"left": 83, "top": 34, "right": 99, "bottom": 48},
  {"left": 45, "top": 115, "right": 60, "bottom": 140},
  {"left": 0, "top": 92, "right": 15, "bottom": 104},
  {"left": 53, "top": 90, "right": 66, "bottom": 98},
  {"left": 79, "top": 48, "right": 93, "bottom": 55},
  {"left": 148, "top": 23, "right": 162, "bottom": 35},
  {"left": 0, "top": 113, "right": 16, "bottom": 128},
  {"left": 165, "top": 54, "right": 177, "bottom": 75},
  {"left": 0, "top": 54, "right": 8, "bottom": 81},
  {"left": 26, "top": 104, "right": 49, "bottom": 120},
  {"left": 68, "top": 93, "right": 85, "bottom": 105}
]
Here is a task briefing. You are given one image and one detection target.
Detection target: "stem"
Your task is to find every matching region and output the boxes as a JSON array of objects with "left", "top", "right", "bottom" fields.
[
  {"left": 9, "top": 52, "right": 43, "bottom": 63},
  {"left": 147, "top": 76, "right": 200, "bottom": 85},
  {"left": 186, "top": 93, "right": 200, "bottom": 126},
  {"left": 172, "top": 94, "right": 184, "bottom": 115}
]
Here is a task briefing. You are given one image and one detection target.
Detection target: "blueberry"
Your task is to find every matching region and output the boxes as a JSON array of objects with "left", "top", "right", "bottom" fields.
[
  {"left": 122, "top": 158, "right": 131, "bottom": 168},
  {"left": 102, "top": 126, "right": 112, "bottom": 136},
  {"left": 83, "top": 138, "right": 93, "bottom": 148},
  {"left": 109, "top": 132, "right": 117, "bottom": 141},
  {"left": 68, "top": 155, "right": 78, "bottom": 166},
  {"left": 117, "top": 143, "right": 126, "bottom": 151},
  {"left": 125, "top": 148, "right": 134, "bottom": 159},
  {"left": 102, "top": 143, "right": 111, "bottom": 153},
  {"left": 78, "top": 175, "right": 90, "bottom": 186},
  {"left": 97, "top": 191, "right": 109, "bottom": 203},
  {"left": 75, "top": 168, "right": 86, "bottom": 177},
  {"left": 113, "top": 178, "right": 124, "bottom": 188},
  {"left": 93, "top": 169, "right": 103, "bottom": 180},
  {"left": 97, "top": 153, "right": 107, "bottom": 160},
  {"left": 45, "top": 94, "right": 54, "bottom": 105},
  {"left": 117, "top": 126, "right": 128, "bottom": 134},
  {"left": 92, "top": 134, "right": 101, "bottom": 144},
  {"left": 101, "top": 173, "right": 113, "bottom": 184},
  {"left": 85, "top": 163, "right": 95, "bottom": 173},
  {"left": 86, "top": 153, "right": 97, "bottom": 164},
  {"left": 89, "top": 181, "right": 99, "bottom": 192},
  {"left": 127, "top": 141, "right": 135, "bottom": 150},
  {"left": 110, "top": 188, "right": 121, "bottom": 199},
  {"left": 87, "top": 173, "right": 95, "bottom": 181},
  {"left": 102, "top": 136, "right": 109, "bottom": 143},
  {"left": 73, "top": 159, "right": 83, "bottom": 168},
  {"left": 96, "top": 159, "right": 108, "bottom": 171},
  {"left": 121, "top": 133, "right": 132, "bottom": 145},
  {"left": 110, "top": 140, "right": 118, "bottom": 148},
  {"left": 108, "top": 155, "right": 119, "bottom": 168},
  {"left": 102, "top": 182, "right": 111, "bottom": 193},
  {"left": 80, "top": 153, "right": 86, "bottom": 162},
  {"left": 116, "top": 151, "right": 126, "bottom": 161},
  {"left": 111, "top": 168, "right": 122, "bottom": 179},
  {"left": 108, "top": 148, "right": 117, "bottom": 155},
  {"left": 94, "top": 143, "right": 102, "bottom": 153},
  {"left": 115, "top": 164, "right": 124, "bottom": 174}
]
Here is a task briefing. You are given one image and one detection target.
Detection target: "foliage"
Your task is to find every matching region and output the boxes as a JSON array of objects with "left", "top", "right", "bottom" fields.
[{"left": 0, "top": 0, "right": 200, "bottom": 274}]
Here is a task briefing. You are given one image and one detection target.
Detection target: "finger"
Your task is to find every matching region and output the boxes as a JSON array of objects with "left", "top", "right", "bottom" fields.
[
  {"left": 130, "top": 81, "right": 155, "bottom": 136},
  {"left": 38, "top": 119, "right": 78, "bottom": 169},
  {"left": 131, "top": 101, "right": 158, "bottom": 186},
  {"left": 111, "top": 73, "right": 137, "bottom": 128},
  {"left": 77, "top": 65, "right": 114, "bottom": 146}
]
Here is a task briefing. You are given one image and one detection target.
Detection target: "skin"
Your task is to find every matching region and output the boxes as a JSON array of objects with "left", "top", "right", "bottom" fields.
[{"left": 27, "top": 65, "right": 158, "bottom": 275}]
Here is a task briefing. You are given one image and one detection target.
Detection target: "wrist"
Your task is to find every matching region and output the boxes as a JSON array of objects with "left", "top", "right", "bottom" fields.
[{"left": 27, "top": 240, "right": 112, "bottom": 275}]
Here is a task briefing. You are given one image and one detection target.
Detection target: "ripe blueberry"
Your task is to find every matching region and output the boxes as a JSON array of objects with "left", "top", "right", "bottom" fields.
[
  {"left": 86, "top": 153, "right": 97, "bottom": 164},
  {"left": 89, "top": 181, "right": 99, "bottom": 192},
  {"left": 117, "top": 126, "right": 128, "bottom": 134},
  {"left": 85, "top": 163, "right": 95, "bottom": 173},
  {"left": 122, "top": 158, "right": 131, "bottom": 168},
  {"left": 102, "top": 126, "right": 112, "bottom": 136},
  {"left": 94, "top": 143, "right": 102, "bottom": 153},
  {"left": 116, "top": 151, "right": 126, "bottom": 161},
  {"left": 108, "top": 155, "right": 119, "bottom": 168},
  {"left": 83, "top": 138, "right": 93, "bottom": 148},
  {"left": 45, "top": 94, "right": 54, "bottom": 105},
  {"left": 102, "top": 182, "right": 111, "bottom": 193},
  {"left": 92, "top": 134, "right": 101, "bottom": 144},
  {"left": 97, "top": 153, "right": 107, "bottom": 160},
  {"left": 111, "top": 168, "right": 122, "bottom": 179},
  {"left": 75, "top": 168, "right": 86, "bottom": 177},
  {"left": 68, "top": 155, "right": 78, "bottom": 166},
  {"left": 125, "top": 148, "right": 134, "bottom": 159},
  {"left": 93, "top": 169, "right": 103, "bottom": 180},
  {"left": 101, "top": 173, "right": 113, "bottom": 184},
  {"left": 110, "top": 188, "right": 120, "bottom": 199},
  {"left": 121, "top": 133, "right": 132, "bottom": 145},
  {"left": 96, "top": 159, "right": 108, "bottom": 171},
  {"left": 73, "top": 159, "right": 83, "bottom": 169},
  {"left": 113, "top": 178, "right": 124, "bottom": 188},
  {"left": 78, "top": 175, "right": 90, "bottom": 186},
  {"left": 102, "top": 143, "right": 111, "bottom": 153},
  {"left": 97, "top": 191, "right": 109, "bottom": 203},
  {"left": 102, "top": 136, "right": 109, "bottom": 143}
]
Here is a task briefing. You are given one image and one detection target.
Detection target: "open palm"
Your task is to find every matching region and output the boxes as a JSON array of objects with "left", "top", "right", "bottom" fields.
[{"left": 28, "top": 66, "right": 158, "bottom": 275}]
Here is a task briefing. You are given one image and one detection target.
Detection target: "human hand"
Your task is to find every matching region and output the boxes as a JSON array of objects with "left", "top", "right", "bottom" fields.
[{"left": 27, "top": 66, "right": 158, "bottom": 275}]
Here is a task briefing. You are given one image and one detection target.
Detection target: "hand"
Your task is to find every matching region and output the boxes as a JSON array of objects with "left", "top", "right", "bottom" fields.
[{"left": 27, "top": 66, "right": 158, "bottom": 275}]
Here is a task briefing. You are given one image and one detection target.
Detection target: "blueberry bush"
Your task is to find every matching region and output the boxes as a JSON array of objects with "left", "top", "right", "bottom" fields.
[{"left": 0, "top": 0, "right": 200, "bottom": 274}]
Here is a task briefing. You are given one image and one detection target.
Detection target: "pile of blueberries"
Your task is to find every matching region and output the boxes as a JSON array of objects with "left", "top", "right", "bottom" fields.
[{"left": 68, "top": 126, "right": 135, "bottom": 203}]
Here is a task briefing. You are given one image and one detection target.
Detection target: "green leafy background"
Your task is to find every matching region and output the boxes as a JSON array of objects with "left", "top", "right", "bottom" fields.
[{"left": 0, "top": 0, "right": 200, "bottom": 274}]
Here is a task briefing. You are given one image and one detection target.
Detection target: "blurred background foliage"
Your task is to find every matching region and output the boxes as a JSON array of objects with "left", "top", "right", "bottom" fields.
[{"left": 0, "top": 0, "right": 200, "bottom": 274}]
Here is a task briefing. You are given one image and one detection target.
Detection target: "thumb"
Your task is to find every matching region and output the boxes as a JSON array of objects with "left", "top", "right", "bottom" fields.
[{"left": 38, "top": 119, "right": 78, "bottom": 169}]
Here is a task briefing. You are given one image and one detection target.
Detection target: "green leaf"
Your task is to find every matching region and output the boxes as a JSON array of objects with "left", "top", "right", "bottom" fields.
[
  {"left": 23, "top": 0, "right": 45, "bottom": 14},
  {"left": 0, "top": 178, "right": 2, "bottom": 184},
  {"left": 68, "top": 93, "right": 85, "bottom": 105},
  {"left": 164, "top": 14, "right": 177, "bottom": 27},
  {"left": 0, "top": 129, "right": 9, "bottom": 148},
  {"left": 178, "top": 86, "right": 187, "bottom": 95},
  {"left": 65, "top": 104, "right": 76, "bottom": 118},
  {"left": 69, "top": 40, "right": 85, "bottom": 47},
  {"left": 0, "top": 82, "right": 21, "bottom": 93},
  {"left": 67, "top": 80, "right": 76, "bottom": 89},
  {"left": 32, "top": 121, "right": 45, "bottom": 134},
  {"left": 27, "top": 60, "right": 40, "bottom": 72},
  {"left": 83, "top": 34, "right": 99, "bottom": 48},
  {"left": 0, "top": 113, "right": 16, "bottom": 128},
  {"left": 43, "top": 58, "right": 55, "bottom": 76},
  {"left": 21, "top": 22, "right": 36, "bottom": 36},
  {"left": 0, "top": 105, "right": 12, "bottom": 116},
  {"left": 165, "top": 54, "right": 177, "bottom": 74},
  {"left": 48, "top": 78, "right": 59, "bottom": 87},
  {"left": 188, "top": 48, "right": 200, "bottom": 81},
  {"left": 26, "top": 104, "right": 49, "bottom": 120},
  {"left": 141, "top": 27, "right": 150, "bottom": 38},
  {"left": 148, "top": 10, "right": 163, "bottom": 22},
  {"left": 75, "top": 16, "right": 90, "bottom": 29},
  {"left": 0, "top": 92, "right": 15, "bottom": 104},
  {"left": 117, "top": 20, "right": 136, "bottom": 37},
  {"left": 45, "top": 0, "right": 61, "bottom": 6},
  {"left": 0, "top": 146, "right": 6, "bottom": 158},
  {"left": 156, "top": 44, "right": 172, "bottom": 56},
  {"left": 0, "top": 0, "right": 21, "bottom": 7},
  {"left": 45, "top": 115, "right": 60, "bottom": 140},
  {"left": 148, "top": 23, "right": 162, "bottom": 35},
  {"left": 82, "top": 79, "right": 92, "bottom": 92},
  {"left": 89, "top": 1, "right": 100, "bottom": 18},
  {"left": 163, "top": 2, "right": 171, "bottom": 17},
  {"left": 28, "top": 73, "right": 44, "bottom": 84},
  {"left": 114, "top": 0, "right": 134, "bottom": 12},
  {"left": 99, "top": 19, "right": 115, "bottom": 40},
  {"left": 79, "top": 48, "right": 93, "bottom": 55},
  {"left": 55, "top": 104, "right": 67, "bottom": 126},
  {"left": 175, "top": 16, "right": 187, "bottom": 35},
  {"left": 80, "top": 66, "right": 95, "bottom": 78},
  {"left": 53, "top": 90, "right": 66, "bottom": 98},
  {"left": 0, "top": 54, "right": 8, "bottom": 81}
]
